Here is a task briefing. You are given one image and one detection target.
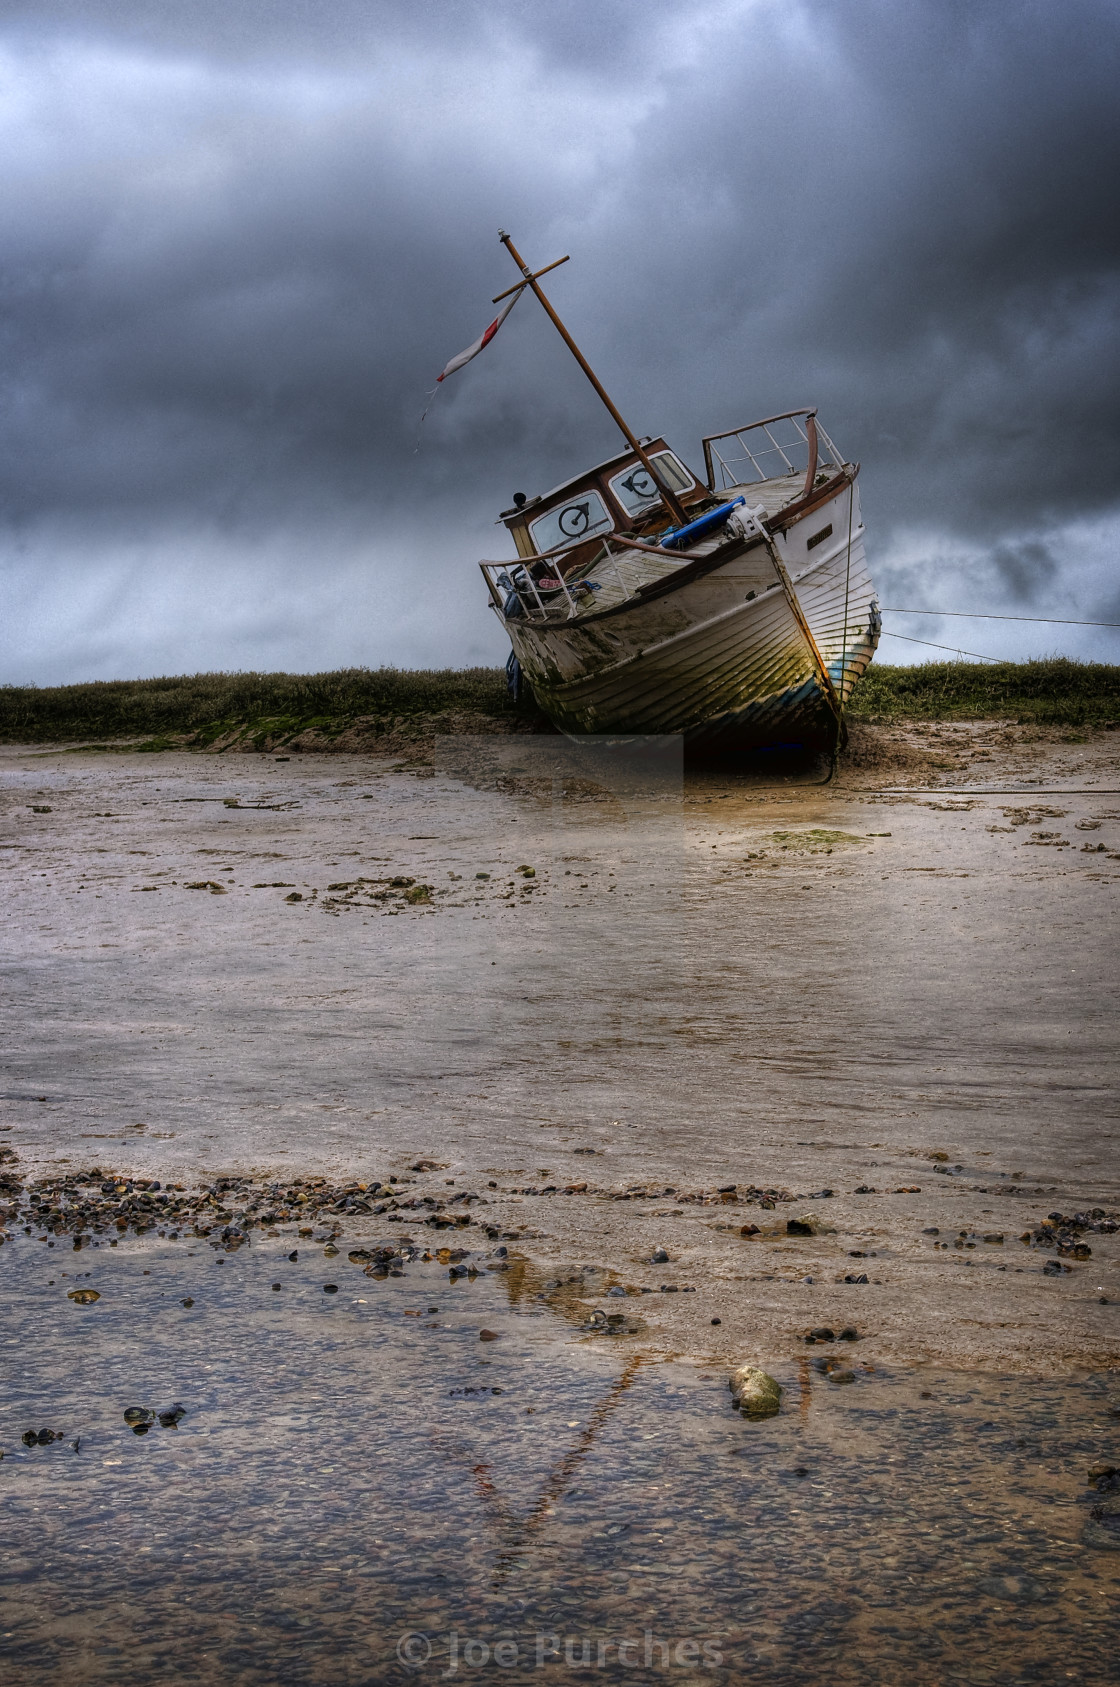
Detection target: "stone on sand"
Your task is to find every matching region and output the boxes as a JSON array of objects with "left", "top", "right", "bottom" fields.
[{"left": 729, "top": 1364, "right": 782, "bottom": 1419}]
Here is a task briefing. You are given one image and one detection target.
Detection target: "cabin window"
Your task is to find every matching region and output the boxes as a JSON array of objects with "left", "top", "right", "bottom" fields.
[
  {"left": 529, "top": 489, "right": 613, "bottom": 554},
  {"left": 608, "top": 451, "right": 695, "bottom": 516}
]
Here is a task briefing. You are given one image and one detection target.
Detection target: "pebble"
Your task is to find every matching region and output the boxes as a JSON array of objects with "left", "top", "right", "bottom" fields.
[
  {"left": 711, "top": 1317, "right": 721, "bottom": 1325},
  {"left": 323, "top": 1283, "right": 338, "bottom": 1293},
  {"left": 843, "top": 1273, "right": 869, "bottom": 1285},
  {"left": 271, "top": 1282, "right": 282, "bottom": 1291},
  {"left": 650, "top": 1248, "right": 670, "bottom": 1264},
  {"left": 729, "top": 1364, "right": 782, "bottom": 1419},
  {"left": 287, "top": 1251, "right": 298, "bottom": 1262},
  {"left": 479, "top": 1329, "right": 500, "bottom": 1342},
  {"left": 66, "top": 1288, "right": 100, "bottom": 1304},
  {"left": 180, "top": 1296, "right": 194, "bottom": 1307},
  {"left": 787, "top": 1212, "right": 836, "bottom": 1236},
  {"left": 123, "top": 1407, "right": 154, "bottom": 1427},
  {"left": 828, "top": 1369, "right": 856, "bottom": 1385}
]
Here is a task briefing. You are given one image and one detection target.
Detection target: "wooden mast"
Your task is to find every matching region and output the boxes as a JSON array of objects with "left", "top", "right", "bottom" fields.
[{"left": 497, "top": 229, "right": 690, "bottom": 529}]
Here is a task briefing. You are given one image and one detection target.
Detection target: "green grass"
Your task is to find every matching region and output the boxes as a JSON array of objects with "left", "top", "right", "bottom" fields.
[
  {"left": 1, "top": 658, "right": 1118, "bottom": 744},
  {"left": 847, "top": 658, "right": 1120, "bottom": 725},
  {"left": 0, "top": 666, "right": 524, "bottom": 745}
]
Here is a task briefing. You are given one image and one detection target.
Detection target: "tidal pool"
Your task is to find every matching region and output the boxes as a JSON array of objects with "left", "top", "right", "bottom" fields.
[{"left": 1, "top": 1230, "right": 1117, "bottom": 1686}]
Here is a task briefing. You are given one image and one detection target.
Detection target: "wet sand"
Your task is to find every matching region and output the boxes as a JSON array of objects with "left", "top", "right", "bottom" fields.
[
  {"left": 3, "top": 722, "right": 1118, "bottom": 1374},
  {"left": 3, "top": 722, "right": 1120, "bottom": 1685}
]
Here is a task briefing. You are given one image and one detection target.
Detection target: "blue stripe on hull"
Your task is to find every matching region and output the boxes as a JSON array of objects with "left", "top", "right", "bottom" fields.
[{"left": 680, "top": 675, "right": 836, "bottom": 754}]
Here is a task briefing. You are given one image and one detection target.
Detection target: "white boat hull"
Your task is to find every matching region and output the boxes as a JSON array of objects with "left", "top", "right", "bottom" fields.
[{"left": 506, "top": 476, "right": 879, "bottom": 753}]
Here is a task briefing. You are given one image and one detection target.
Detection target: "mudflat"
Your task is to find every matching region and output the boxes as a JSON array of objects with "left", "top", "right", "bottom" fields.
[{"left": 4, "top": 721, "right": 1118, "bottom": 1376}]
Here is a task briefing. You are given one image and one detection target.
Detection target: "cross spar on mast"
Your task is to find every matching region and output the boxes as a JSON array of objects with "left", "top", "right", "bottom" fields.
[{"left": 497, "top": 229, "right": 690, "bottom": 530}]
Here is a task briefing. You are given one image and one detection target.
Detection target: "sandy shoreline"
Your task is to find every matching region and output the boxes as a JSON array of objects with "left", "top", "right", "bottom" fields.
[{"left": 3, "top": 720, "right": 1119, "bottom": 1377}]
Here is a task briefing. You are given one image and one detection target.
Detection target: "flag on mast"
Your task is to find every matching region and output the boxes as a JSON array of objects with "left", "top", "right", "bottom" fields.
[{"left": 437, "top": 287, "right": 522, "bottom": 382}]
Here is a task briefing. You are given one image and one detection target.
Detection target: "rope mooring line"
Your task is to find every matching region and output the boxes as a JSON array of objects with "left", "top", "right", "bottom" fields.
[
  {"left": 883, "top": 609, "right": 1120, "bottom": 629},
  {"left": 878, "top": 629, "right": 1003, "bottom": 663}
]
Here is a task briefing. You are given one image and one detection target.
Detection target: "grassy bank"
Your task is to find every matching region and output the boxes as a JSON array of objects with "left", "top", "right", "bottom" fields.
[
  {"left": 1, "top": 658, "right": 1118, "bottom": 745},
  {"left": 0, "top": 666, "right": 523, "bottom": 746},
  {"left": 848, "top": 658, "right": 1120, "bottom": 725}
]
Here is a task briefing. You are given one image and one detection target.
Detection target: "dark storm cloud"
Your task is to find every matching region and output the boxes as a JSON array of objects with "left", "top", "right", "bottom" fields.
[
  {"left": 1, "top": 0, "right": 1119, "bottom": 680},
  {"left": 990, "top": 539, "right": 1060, "bottom": 602}
]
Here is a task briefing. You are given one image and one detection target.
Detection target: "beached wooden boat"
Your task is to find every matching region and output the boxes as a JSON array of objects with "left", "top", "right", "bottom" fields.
[{"left": 473, "top": 236, "right": 880, "bottom": 753}]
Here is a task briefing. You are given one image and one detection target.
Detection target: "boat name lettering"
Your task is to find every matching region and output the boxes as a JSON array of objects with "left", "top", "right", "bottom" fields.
[{"left": 806, "top": 523, "right": 833, "bottom": 551}]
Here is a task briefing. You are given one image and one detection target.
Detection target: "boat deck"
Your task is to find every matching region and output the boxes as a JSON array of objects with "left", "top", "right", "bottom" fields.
[
  {"left": 484, "top": 470, "right": 822, "bottom": 626},
  {"left": 565, "top": 472, "right": 805, "bottom": 617}
]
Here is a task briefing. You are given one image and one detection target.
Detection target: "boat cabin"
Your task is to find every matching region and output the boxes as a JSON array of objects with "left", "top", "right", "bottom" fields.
[
  {"left": 481, "top": 409, "right": 852, "bottom": 627},
  {"left": 497, "top": 438, "right": 713, "bottom": 575}
]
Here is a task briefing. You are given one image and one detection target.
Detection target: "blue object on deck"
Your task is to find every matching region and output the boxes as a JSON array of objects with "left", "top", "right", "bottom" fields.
[{"left": 659, "top": 495, "right": 747, "bottom": 551}]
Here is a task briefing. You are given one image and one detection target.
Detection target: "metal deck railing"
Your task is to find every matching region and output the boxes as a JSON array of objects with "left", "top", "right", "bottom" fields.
[
  {"left": 479, "top": 528, "right": 708, "bottom": 626},
  {"left": 701, "top": 408, "right": 843, "bottom": 495}
]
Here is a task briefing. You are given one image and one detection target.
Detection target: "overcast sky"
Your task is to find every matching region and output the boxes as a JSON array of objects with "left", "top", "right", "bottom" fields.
[{"left": 1, "top": 0, "right": 1118, "bottom": 684}]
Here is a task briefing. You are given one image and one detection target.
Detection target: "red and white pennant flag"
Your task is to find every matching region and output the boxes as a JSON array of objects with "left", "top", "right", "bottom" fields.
[{"left": 437, "top": 287, "right": 522, "bottom": 382}]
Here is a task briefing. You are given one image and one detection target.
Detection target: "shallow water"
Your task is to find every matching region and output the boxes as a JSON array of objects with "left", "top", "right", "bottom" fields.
[
  {"left": 2, "top": 1230, "right": 1117, "bottom": 1686},
  {"left": 4, "top": 741, "right": 1119, "bottom": 1199},
  {"left": 5, "top": 742, "right": 1119, "bottom": 1368}
]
